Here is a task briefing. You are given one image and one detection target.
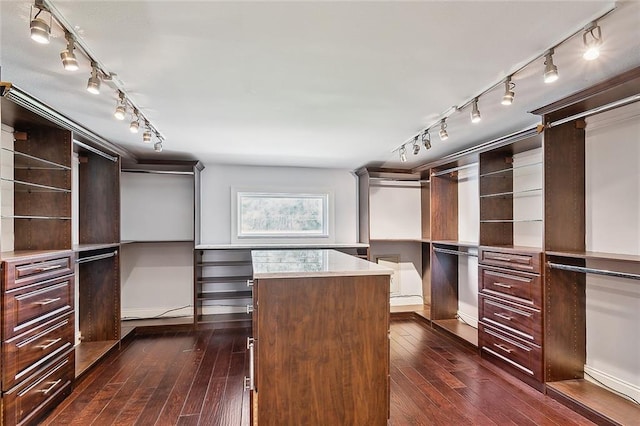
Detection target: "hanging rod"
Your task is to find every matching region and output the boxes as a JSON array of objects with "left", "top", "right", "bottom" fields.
[
  {"left": 547, "top": 94, "right": 640, "bottom": 128},
  {"left": 76, "top": 250, "right": 118, "bottom": 264},
  {"left": 431, "top": 162, "right": 478, "bottom": 177},
  {"left": 121, "top": 169, "right": 194, "bottom": 176},
  {"left": 547, "top": 262, "right": 640, "bottom": 281},
  {"left": 433, "top": 247, "right": 478, "bottom": 257},
  {"left": 73, "top": 140, "right": 118, "bottom": 163}
]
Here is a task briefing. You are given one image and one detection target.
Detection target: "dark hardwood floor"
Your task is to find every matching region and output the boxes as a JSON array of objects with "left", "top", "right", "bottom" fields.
[{"left": 41, "top": 319, "right": 594, "bottom": 425}]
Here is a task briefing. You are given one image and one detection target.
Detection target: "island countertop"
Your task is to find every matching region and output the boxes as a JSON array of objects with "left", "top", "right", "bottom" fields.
[{"left": 251, "top": 249, "right": 392, "bottom": 279}]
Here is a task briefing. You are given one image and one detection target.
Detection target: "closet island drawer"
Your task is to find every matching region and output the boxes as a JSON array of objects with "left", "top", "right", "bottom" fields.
[
  {"left": 479, "top": 248, "right": 541, "bottom": 273},
  {"left": 479, "top": 323, "right": 542, "bottom": 381},
  {"left": 4, "top": 252, "right": 74, "bottom": 291},
  {"left": 479, "top": 295, "right": 541, "bottom": 344},
  {"left": 479, "top": 266, "right": 541, "bottom": 307},
  {"left": 3, "top": 275, "right": 74, "bottom": 339},
  {"left": 2, "top": 351, "right": 74, "bottom": 426},
  {"left": 3, "top": 313, "right": 74, "bottom": 390}
]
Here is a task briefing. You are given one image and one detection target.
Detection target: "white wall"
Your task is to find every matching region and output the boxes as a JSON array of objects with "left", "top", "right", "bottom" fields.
[
  {"left": 200, "top": 164, "right": 358, "bottom": 244},
  {"left": 513, "top": 148, "right": 543, "bottom": 248},
  {"left": 369, "top": 240, "right": 423, "bottom": 306},
  {"left": 457, "top": 166, "right": 479, "bottom": 326},
  {"left": 369, "top": 182, "right": 421, "bottom": 240},
  {"left": 584, "top": 102, "right": 640, "bottom": 401}
]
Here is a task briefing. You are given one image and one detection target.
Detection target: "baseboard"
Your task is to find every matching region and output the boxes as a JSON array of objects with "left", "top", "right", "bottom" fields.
[
  {"left": 390, "top": 295, "right": 423, "bottom": 306},
  {"left": 121, "top": 306, "right": 193, "bottom": 320},
  {"left": 584, "top": 365, "right": 640, "bottom": 403}
]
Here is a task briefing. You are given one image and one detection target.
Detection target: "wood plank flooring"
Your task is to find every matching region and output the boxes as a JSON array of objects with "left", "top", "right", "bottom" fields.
[{"left": 41, "top": 319, "right": 594, "bottom": 425}]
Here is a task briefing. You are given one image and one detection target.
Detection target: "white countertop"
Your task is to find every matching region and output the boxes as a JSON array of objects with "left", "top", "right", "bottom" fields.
[
  {"left": 196, "top": 242, "right": 369, "bottom": 250},
  {"left": 251, "top": 249, "right": 392, "bottom": 279}
]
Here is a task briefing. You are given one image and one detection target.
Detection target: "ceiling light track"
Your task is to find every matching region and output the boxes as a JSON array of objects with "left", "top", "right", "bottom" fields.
[
  {"left": 29, "top": 0, "right": 165, "bottom": 151},
  {"left": 391, "top": 5, "right": 616, "bottom": 159}
]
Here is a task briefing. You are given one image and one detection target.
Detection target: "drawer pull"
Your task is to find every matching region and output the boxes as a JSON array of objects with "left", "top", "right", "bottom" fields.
[
  {"left": 493, "top": 282, "right": 512, "bottom": 289},
  {"left": 494, "top": 343, "right": 513, "bottom": 354},
  {"left": 34, "top": 265, "right": 63, "bottom": 273},
  {"left": 36, "top": 338, "right": 62, "bottom": 350},
  {"left": 38, "top": 379, "right": 62, "bottom": 395},
  {"left": 34, "top": 297, "right": 61, "bottom": 306},
  {"left": 494, "top": 312, "right": 513, "bottom": 321},
  {"left": 489, "top": 255, "right": 513, "bottom": 262}
]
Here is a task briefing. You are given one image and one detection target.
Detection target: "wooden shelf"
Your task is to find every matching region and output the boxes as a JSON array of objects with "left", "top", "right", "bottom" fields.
[
  {"left": 74, "top": 242, "right": 120, "bottom": 252},
  {"left": 197, "top": 276, "right": 253, "bottom": 284},
  {"left": 432, "top": 318, "right": 478, "bottom": 347},
  {"left": 197, "top": 312, "right": 252, "bottom": 324},
  {"left": 197, "top": 260, "right": 252, "bottom": 267},
  {"left": 546, "top": 250, "right": 640, "bottom": 263},
  {"left": 546, "top": 379, "right": 640, "bottom": 426},
  {"left": 75, "top": 340, "right": 119, "bottom": 378},
  {"left": 197, "top": 291, "right": 253, "bottom": 300},
  {"left": 432, "top": 240, "right": 478, "bottom": 248}
]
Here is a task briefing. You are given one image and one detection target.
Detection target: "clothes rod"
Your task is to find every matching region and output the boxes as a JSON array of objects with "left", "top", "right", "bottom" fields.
[
  {"left": 76, "top": 250, "right": 118, "bottom": 264},
  {"left": 547, "top": 262, "right": 640, "bottom": 281},
  {"left": 121, "top": 169, "right": 194, "bottom": 176},
  {"left": 431, "top": 162, "right": 478, "bottom": 177},
  {"left": 73, "top": 140, "right": 118, "bottom": 163},
  {"left": 547, "top": 94, "right": 640, "bottom": 128},
  {"left": 433, "top": 247, "right": 478, "bottom": 257}
]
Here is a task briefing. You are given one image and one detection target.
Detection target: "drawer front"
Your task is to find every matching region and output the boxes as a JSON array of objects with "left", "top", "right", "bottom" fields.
[
  {"left": 479, "top": 295, "right": 541, "bottom": 345},
  {"left": 4, "top": 275, "right": 74, "bottom": 339},
  {"left": 479, "top": 323, "right": 542, "bottom": 380},
  {"left": 3, "top": 314, "right": 74, "bottom": 390},
  {"left": 3, "top": 351, "right": 74, "bottom": 426},
  {"left": 479, "top": 249, "right": 541, "bottom": 273},
  {"left": 479, "top": 266, "right": 541, "bottom": 307},
  {"left": 4, "top": 253, "right": 74, "bottom": 291}
]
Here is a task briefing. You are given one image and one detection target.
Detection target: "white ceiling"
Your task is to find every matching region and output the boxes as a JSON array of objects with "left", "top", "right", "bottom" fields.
[{"left": 1, "top": 1, "right": 639, "bottom": 170}]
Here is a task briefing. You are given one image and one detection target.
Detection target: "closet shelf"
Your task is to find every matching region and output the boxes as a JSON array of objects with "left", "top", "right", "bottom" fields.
[
  {"left": 196, "top": 276, "right": 253, "bottom": 284},
  {"left": 197, "top": 312, "right": 252, "bottom": 324},
  {"left": 2, "top": 215, "right": 71, "bottom": 220},
  {"left": 431, "top": 240, "right": 478, "bottom": 248},
  {"left": 197, "top": 291, "right": 253, "bottom": 300},
  {"left": 197, "top": 260, "right": 253, "bottom": 267},
  {"left": 480, "top": 219, "right": 542, "bottom": 223},
  {"left": 1, "top": 178, "right": 71, "bottom": 193},
  {"left": 546, "top": 250, "right": 640, "bottom": 263},
  {"left": 479, "top": 188, "right": 542, "bottom": 198},
  {"left": 2, "top": 148, "right": 71, "bottom": 170},
  {"left": 479, "top": 161, "right": 542, "bottom": 178}
]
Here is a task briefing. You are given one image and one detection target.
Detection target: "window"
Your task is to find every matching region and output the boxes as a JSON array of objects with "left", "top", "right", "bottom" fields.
[{"left": 236, "top": 191, "right": 330, "bottom": 239}]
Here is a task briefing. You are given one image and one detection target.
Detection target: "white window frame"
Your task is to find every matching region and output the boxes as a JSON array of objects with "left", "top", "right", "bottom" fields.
[{"left": 231, "top": 188, "right": 334, "bottom": 243}]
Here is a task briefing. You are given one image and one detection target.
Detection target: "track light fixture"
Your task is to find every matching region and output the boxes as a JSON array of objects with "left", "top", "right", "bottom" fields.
[
  {"left": 86, "top": 64, "right": 101, "bottom": 94},
  {"left": 583, "top": 22, "right": 602, "bottom": 61},
  {"left": 412, "top": 137, "right": 420, "bottom": 155},
  {"left": 439, "top": 119, "right": 449, "bottom": 141},
  {"left": 470, "top": 98, "right": 481, "bottom": 123},
  {"left": 29, "top": 2, "right": 51, "bottom": 44},
  {"left": 154, "top": 140, "right": 163, "bottom": 153},
  {"left": 60, "top": 34, "right": 79, "bottom": 71},
  {"left": 114, "top": 92, "right": 127, "bottom": 120},
  {"left": 543, "top": 49, "right": 559, "bottom": 83},
  {"left": 421, "top": 131, "right": 431, "bottom": 150},
  {"left": 129, "top": 110, "right": 140, "bottom": 133},
  {"left": 502, "top": 77, "right": 515, "bottom": 106},
  {"left": 143, "top": 121, "right": 152, "bottom": 143},
  {"left": 399, "top": 145, "right": 407, "bottom": 162}
]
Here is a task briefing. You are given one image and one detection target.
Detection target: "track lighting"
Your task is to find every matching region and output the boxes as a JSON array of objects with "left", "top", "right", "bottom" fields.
[
  {"left": 439, "top": 119, "right": 449, "bottom": 141},
  {"left": 412, "top": 137, "right": 420, "bottom": 155},
  {"left": 86, "top": 64, "right": 101, "bottom": 94},
  {"left": 583, "top": 22, "right": 602, "bottom": 61},
  {"left": 502, "top": 77, "right": 515, "bottom": 106},
  {"left": 59, "top": 34, "right": 79, "bottom": 71},
  {"left": 543, "top": 49, "right": 559, "bottom": 83},
  {"left": 114, "top": 92, "right": 126, "bottom": 120},
  {"left": 470, "top": 98, "right": 481, "bottom": 123},
  {"left": 143, "top": 122, "right": 152, "bottom": 143},
  {"left": 421, "top": 131, "right": 431, "bottom": 150},
  {"left": 29, "top": 3, "right": 51, "bottom": 44},
  {"left": 399, "top": 146, "right": 407, "bottom": 162},
  {"left": 154, "top": 141, "right": 163, "bottom": 153}
]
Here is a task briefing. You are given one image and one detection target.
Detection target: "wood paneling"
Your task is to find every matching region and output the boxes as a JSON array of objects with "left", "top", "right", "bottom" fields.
[
  {"left": 430, "top": 173, "right": 458, "bottom": 242},
  {"left": 429, "top": 247, "right": 458, "bottom": 320}
]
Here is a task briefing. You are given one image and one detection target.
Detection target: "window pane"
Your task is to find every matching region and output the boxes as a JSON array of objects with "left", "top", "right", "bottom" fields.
[{"left": 238, "top": 193, "right": 328, "bottom": 237}]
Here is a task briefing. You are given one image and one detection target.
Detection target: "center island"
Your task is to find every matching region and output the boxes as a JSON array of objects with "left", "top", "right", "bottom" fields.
[{"left": 249, "top": 249, "right": 391, "bottom": 425}]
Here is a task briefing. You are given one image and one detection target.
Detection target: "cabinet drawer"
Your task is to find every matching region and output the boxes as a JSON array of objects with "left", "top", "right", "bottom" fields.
[
  {"left": 4, "top": 275, "right": 74, "bottom": 339},
  {"left": 4, "top": 253, "right": 74, "bottom": 291},
  {"left": 479, "top": 248, "right": 541, "bottom": 273},
  {"left": 479, "top": 266, "right": 541, "bottom": 307},
  {"left": 479, "top": 295, "right": 541, "bottom": 345},
  {"left": 479, "top": 323, "right": 542, "bottom": 380},
  {"left": 2, "top": 351, "right": 74, "bottom": 426},
  {"left": 3, "top": 313, "right": 74, "bottom": 390}
]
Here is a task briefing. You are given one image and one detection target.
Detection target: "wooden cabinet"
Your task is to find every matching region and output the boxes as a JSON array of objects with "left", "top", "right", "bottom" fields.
[
  {"left": 1, "top": 251, "right": 75, "bottom": 425},
  {"left": 478, "top": 246, "right": 543, "bottom": 387},
  {"left": 250, "top": 250, "right": 390, "bottom": 425}
]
